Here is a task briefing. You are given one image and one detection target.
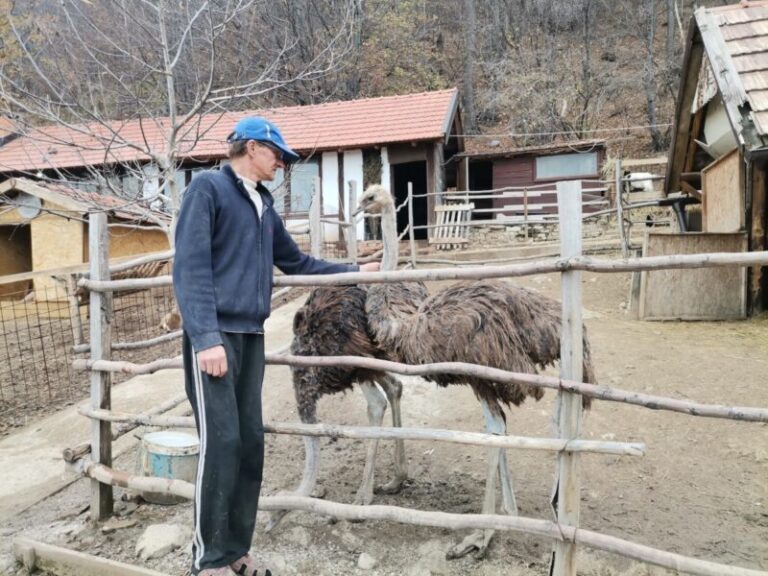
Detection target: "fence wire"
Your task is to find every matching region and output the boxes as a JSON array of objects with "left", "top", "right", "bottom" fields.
[{"left": 0, "top": 263, "right": 179, "bottom": 435}]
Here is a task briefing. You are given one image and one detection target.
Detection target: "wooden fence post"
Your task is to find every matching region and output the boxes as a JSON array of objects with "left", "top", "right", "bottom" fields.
[
  {"left": 66, "top": 274, "right": 84, "bottom": 345},
  {"left": 310, "top": 176, "right": 322, "bottom": 258},
  {"left": 551, "top": 181, "right": 584, "bottom": 576},
  {"left": 347, "top": 181, "right": 358, "bottom": 263},
  {"left": 615, "top": 158, "right": 629, "bottom": 258},
  {"left": 523, "top": 186, "right": 529, "bottom": 240},
  {"left": 408, "top": 182, "right": 417, "bottom": 267},
  {"left": 88, "top": 212, "right": 113, "bottom": 520}
]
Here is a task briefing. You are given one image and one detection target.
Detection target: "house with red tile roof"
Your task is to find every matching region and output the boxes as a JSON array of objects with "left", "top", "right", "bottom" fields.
[{"left": 0, "top": 89, "right": 464, "bottom": 242}]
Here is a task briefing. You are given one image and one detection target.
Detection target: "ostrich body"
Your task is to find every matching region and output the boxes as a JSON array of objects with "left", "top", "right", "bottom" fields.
[
  {"left": 272, "top": 199, "right": 427, "bottom": 530},
  {"left": 358, "top": 184, "right": 595, "bottom": 559}
]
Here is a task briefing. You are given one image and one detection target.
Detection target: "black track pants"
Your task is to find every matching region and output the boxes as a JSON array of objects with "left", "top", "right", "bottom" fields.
[{"left": 183, "top": 331, "right": 265, "bottom": 574}]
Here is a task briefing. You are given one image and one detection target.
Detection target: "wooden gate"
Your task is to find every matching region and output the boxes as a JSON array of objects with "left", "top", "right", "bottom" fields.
[{"left": 429, "top": 202, "right": 474, "bottom": 250}]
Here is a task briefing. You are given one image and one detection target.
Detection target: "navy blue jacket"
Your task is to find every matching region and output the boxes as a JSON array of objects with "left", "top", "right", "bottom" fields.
[{"left": 173, "top": 164, "right": 358, "bottom": 352}]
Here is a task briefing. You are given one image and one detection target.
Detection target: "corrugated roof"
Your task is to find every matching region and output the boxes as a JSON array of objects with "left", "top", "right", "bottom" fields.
[
  {"left": 705, "top": 1, "right": 768, "bottom": 138},
  {"left": 0, "top": 89, "right": 459, "bottom": 173}
]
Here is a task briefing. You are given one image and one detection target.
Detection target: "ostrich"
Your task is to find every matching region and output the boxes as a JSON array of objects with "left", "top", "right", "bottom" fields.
[
  {"left": 267, "top": 199, "right": 428, "bottom": 530},
  {"left": 357, "top": 184, "right": 596, "bottom": 559}
]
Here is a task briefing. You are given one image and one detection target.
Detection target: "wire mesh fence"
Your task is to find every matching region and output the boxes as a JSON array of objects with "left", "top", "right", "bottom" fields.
[
  {"left": 0, "top": 263, "right": 179, "bottom": 435},
  {"left": 0, "top": 282, "right": 79, "bottom": 434}
]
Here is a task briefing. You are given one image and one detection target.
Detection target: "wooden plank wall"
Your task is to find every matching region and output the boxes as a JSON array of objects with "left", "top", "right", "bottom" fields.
[
  {"left": 639, "top": 232, "right": 747, "bottom": 320},
  {"left": 702, "top": 149, "right": 743, "bottom": 232}
]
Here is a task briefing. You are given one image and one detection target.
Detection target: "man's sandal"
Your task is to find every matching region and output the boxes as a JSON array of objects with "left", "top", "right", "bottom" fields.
[
  {"left": 230, "top": 554, "right": 273, "bottom": 576},
  {"left": 197, "top": 568, "right": 235, "bottom": 576}
]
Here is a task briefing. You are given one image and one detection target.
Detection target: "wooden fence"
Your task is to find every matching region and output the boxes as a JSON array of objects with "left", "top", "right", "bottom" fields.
[{"left": 66, "top": 180, "right": 768, "bottom": 576}]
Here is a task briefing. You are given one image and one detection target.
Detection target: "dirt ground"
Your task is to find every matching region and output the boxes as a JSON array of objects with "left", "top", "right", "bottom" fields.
[{"left": 1, "top": 263, "right": 767, "bottom": 576}]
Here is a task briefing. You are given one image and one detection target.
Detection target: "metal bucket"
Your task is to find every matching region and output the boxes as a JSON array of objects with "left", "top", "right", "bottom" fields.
[{"left": 138, "top": 430, "right": 199, "bottom": 505}]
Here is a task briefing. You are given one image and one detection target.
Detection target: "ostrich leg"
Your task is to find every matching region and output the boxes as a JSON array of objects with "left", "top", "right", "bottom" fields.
[
  {"left": 354, "top": 381, "right": 389, "bottom": 505},
  {"left": 376, "top": 373, "right": 408, "bottom": 494},
  {"left": 265, "top": 408, "right": 322, "bottom": 532},
  {"left": 447, "top": 399, "right": 510, "bottom": 560},
  {"left": 498, "top": 448, "right": 518, "bottom": 515}
]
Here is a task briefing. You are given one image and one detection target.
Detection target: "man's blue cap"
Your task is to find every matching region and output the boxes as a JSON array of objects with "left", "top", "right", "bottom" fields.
[{"left": 227, "top": 116, "right": 300, "bottom": 163}]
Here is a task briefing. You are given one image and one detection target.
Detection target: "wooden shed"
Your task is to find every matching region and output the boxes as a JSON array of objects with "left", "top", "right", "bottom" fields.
[
  {"left": 0, "top": 178, "right": 169, "bottom": 298},
  {"left": 455, "top": 139, "right": 608, "bottom": 222},
  {"left": 658, "top": 0, "right": 768, "bottom": 318}
]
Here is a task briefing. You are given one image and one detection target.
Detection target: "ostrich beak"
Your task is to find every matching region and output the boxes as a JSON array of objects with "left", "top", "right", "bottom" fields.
[{"left": 352, "top": 203, "right": 366, "bottom": 217}]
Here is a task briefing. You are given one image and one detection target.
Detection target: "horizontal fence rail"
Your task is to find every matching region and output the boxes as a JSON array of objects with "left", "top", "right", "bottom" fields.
[
  {"left": 79, "top": 250, "right": 768, "bottom": 293},
  {"left": 72, "top": 354, "right": 768, "bottom": 424},
  {"left": 70, "top": 459, "right": 768, "bottom": 576},
  {"left": 72, "top": 286, "right": 295, "bottom": 355},
  {"left": 77, "top": 407, "right": 645, "bottom": 456}
]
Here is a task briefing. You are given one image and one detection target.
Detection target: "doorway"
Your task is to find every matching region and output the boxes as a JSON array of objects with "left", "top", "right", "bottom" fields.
[
  {"left": 0, "top": 224, "right": 32, "bottom": 299},
  {"left": 392, "top": 161, "right": 428, "bottom": 240}
]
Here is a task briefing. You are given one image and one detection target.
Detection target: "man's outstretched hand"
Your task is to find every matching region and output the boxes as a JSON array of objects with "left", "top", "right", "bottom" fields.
[{"left": 359, "top": 262, "right": 380, "bottom": 272}]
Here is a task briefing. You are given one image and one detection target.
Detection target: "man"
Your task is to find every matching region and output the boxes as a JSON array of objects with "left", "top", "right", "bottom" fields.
[{"left": 173, "top": 116, "right": 379, "bottom": 576}]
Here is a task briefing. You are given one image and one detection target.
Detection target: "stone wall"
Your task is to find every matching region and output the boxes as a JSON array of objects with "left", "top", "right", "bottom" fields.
[{"left": 467, "top": 215, "right": 615, "bottom": 249}]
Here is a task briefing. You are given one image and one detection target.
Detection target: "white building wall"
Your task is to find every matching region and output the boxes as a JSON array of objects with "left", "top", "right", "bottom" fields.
[
  {"left": 321, "top": 151, "right": 340, "bottom": 242},
  {"left": 342, "top": 149, "right": 365, "bottom": 238},
  {"left": 380, "top": 146, "right": 390, "bottom": 190}
]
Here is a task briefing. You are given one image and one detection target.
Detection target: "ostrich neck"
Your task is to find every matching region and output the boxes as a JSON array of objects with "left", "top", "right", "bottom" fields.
[
  {"left": 368, "top": 202, "right": 416, "bottom": 354},
  {"left": 380, "top": 203, "right": 399, "bottom": 272}
]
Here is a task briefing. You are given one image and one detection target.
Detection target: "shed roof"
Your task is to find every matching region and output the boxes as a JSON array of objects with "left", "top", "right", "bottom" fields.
[
  {"left": 0, "top": 177, "right": 169, "bottom": 223},
  {"left": 666, "top": 1, "right": 768, "bottom": 194},
  {"left": 697, "top": 1, "right": 768, "bottom": 146},
  {"left": 455, "top": 139, "right": 606, "bottom": 161},
  {"left": 0, "top": 89, "right": 460, "bottom": 173}
]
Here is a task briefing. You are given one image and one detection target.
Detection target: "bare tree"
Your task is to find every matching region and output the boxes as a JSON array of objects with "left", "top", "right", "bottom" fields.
[
  {"left": 641, "top": 0, "right": 667, "bottom": 151},
  {"left": 0, "top": 0, "right": 358, "bottom": 241},
  {"left": 462, "top": 0, "right": 478, "bottom": 133}
]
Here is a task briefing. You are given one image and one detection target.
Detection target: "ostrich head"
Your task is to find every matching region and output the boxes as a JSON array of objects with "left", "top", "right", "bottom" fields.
[{"left": 356, "top": 184, "right": 394, "bottom": 216}]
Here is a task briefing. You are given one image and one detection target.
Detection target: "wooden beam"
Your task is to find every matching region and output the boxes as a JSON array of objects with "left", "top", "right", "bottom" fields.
[
  {"left": 78, "top": 249, "right": 768, "bottom": 293},
  {"left": 681, "top": 181, "right": 703, "bottom": 200},
  {"left": 346, "top": 181, "right": 358, "bottom": 263},
  {"left": 696, "top": 8, "right": 753, "bottom": 149},
  {"left": 551, "top": 181, "right": 585, "bottom": 576},
  {"left": 408, "top": 183, "right": 417, "bottom": 267},
  {"left": 73, "top": 353, "right": 768, "bottom": 422},
  {"left": 14, "top": 538, "right": 171, "bottom": 576},
  {"left": 621, "top": 156, "right": 668, "bottom": 168},
  {"left": 78, "top": 408, "right": 645, "bottom": 456},
  {"left": 749, "top": 161, "right": 767, "bottom": 313},
  {"left": 666, "top": 28, "right": 705, "bottom": 195},
  {"left": 684, "top": 107, "right": 706, "bottom": 173},
  {"left": 310, "top": 177, "right": 322, "bottom": 258},
  {"left": 88, "top": 212, "right": 113, "bottom": 520}
]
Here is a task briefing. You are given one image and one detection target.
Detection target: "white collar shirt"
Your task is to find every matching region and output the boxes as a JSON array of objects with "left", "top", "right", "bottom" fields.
[{"left": 235, "top": 171, "right": 263, "bottom": 218}]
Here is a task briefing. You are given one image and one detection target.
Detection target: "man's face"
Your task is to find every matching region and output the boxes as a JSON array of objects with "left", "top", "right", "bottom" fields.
[{"left": 247, "top": 140, "right": 286, "bottom": 181}]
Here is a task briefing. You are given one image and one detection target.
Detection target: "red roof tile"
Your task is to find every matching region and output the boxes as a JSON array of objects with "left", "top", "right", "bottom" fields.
[{"left": 0, "top": 89, "right": 459, "bottom": 173}]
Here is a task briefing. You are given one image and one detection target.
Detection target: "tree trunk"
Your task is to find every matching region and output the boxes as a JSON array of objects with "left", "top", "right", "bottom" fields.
[
  {"left": 462, "top": 0, "right": 477, "bottom": 133},
  {"left": 644, "top": 0, "right": 665, "bottom": 151},
  {"left": 666, "top": 0, "right": 676, "bottom": 66},
  {"left": 579, "top": 0, "right": 594, "bottom": 138}
]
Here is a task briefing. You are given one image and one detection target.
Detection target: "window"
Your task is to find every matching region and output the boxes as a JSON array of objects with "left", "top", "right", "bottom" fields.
[
  {"left": 264, "top": 159, "right": 320, "bottom": 215},
  {"left": 288, "top": 160, "right": 319, "bottom": 213},
  {"left": 262, "top": 168, "right": 286, "bottom": 213},
  {"left": 535, "top": 152, "right": 598, "bottom": 180}
]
